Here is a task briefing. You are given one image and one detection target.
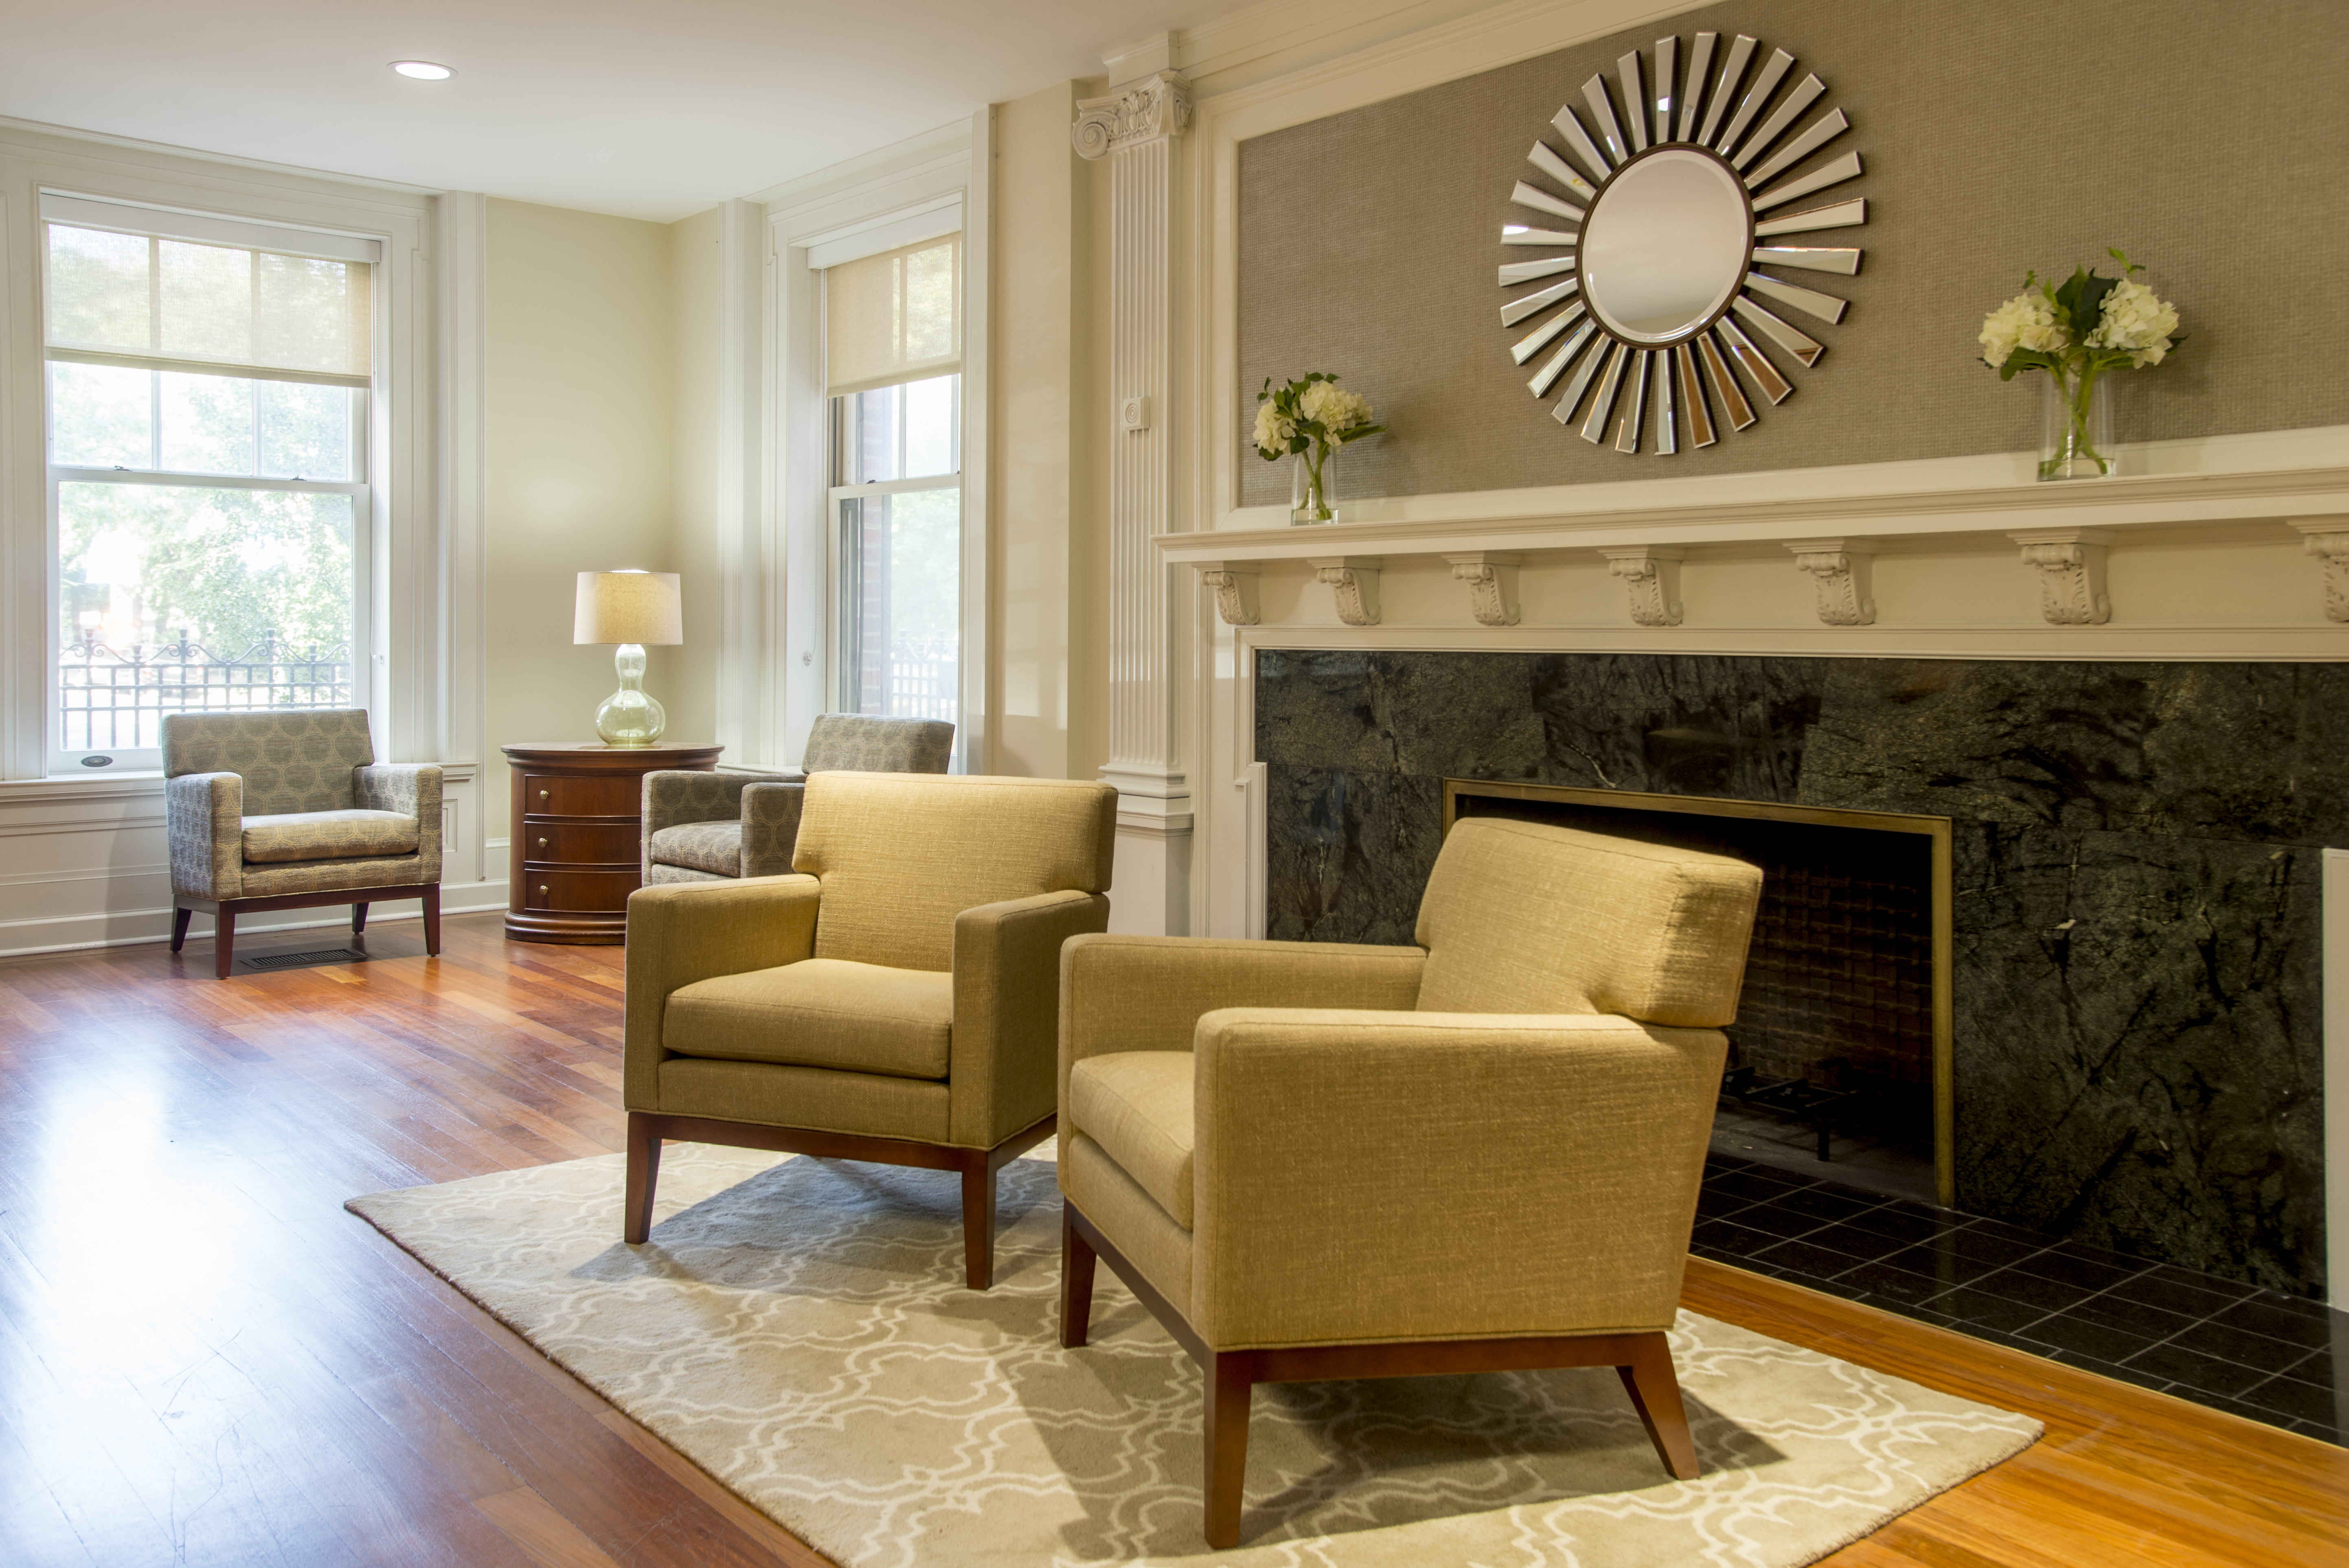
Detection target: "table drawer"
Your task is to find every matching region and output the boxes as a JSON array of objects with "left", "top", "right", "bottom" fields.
[
  {"left": 522, "top": 868, "right": 640, "bottom": 914},
  {"left": 521, "top": 772, "right": 638, "bottom": 818},
  {"left": 522, "top": 822, "right": 640, "bottom": 866}
]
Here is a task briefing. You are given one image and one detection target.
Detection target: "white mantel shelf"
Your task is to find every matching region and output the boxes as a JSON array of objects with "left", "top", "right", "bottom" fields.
[{"left": 1160, "top": 463, "right": 2349, "bottom": 564}]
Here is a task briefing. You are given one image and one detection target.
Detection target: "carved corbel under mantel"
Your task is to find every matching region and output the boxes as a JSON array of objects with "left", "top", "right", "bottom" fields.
[
  {"left": 1784, "top": 538, "right": 1877, "bottom": 626},
  {"left": 1311, "top": 557, "right": 1383, "bottom": 627},
  {"left": 1071, "top": 71, "right": 1193, "bottom": 158},
  {"left": 1196, "top": 562, "right": 1261, "bottom": 627},
  {"left": 2010, "top": 529, "right": 2112, "bottom": 625},
  {"left": 1597, "top": 547, "right": 1684, "bottom": 627},
  {"left": 1443, "top": 553, "right": 1524, "bottom": 627},
  {"left": 2287, "top": 519, "right": 2349, "bottom": 622}
]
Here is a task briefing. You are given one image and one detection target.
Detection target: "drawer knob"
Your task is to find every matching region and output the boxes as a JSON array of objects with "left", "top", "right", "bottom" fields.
[
  {"left": 539, "top": 789, "right": 550, "bottom": 800},
  {"left": 538, "top": 885, "right": 549, "bottom": 895},
  {"left": 537, "top": 837, "right": 548, "bottom": 849}
]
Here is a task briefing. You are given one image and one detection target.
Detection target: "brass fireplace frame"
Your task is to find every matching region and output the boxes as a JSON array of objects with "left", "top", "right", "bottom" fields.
[{"left": 1442, "top": 780, "right": 1956, "bottom": 1206}]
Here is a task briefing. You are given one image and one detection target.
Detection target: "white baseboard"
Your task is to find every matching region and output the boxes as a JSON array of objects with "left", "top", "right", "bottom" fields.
[{"left": 0, "top": 882, "right": 512, "bottom": 958}]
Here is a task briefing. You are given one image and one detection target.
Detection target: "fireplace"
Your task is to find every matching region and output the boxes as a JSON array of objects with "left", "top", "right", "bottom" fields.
[
  {"left": 1255, "top": 648, "right": 2331, "bottom": 1296},
  {"left": 1445, "top": 781, "right": 1953, "bottom": 1204}
]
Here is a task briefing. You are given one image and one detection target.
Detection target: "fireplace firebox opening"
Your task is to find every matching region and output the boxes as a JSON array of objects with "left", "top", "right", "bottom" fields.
[{"left": 1443, "top": 780, "right": 1954, "bottom": 1207}]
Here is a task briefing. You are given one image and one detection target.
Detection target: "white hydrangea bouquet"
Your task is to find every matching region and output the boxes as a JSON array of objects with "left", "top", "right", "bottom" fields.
[
  {"left": 1254, "top": 372, "right": 1382, "bottom": 524},
  {"left": 1979, "top": 249, "right": 2181, "bottom": 480}
]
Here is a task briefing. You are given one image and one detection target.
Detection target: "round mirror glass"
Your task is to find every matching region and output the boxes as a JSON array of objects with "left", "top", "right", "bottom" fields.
[{"left": 1579, "top": 149, "right": 1750, "bottom": 344}]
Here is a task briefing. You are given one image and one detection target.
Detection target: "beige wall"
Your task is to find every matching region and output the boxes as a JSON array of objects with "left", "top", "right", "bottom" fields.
[
  {"left": 987, "top": 81, "right": 1108, "bottom": 781},
  {"left": 483, "top": 198, "right": 678, "bottom": 839}
]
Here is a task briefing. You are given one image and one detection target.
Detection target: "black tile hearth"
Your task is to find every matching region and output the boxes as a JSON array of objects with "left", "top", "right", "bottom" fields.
[
  {"left": 1695, "top": 1154, "right": 2345, "bottom": 1446},
  {"left": 1259, "top": 649, "right": 2340, "bottom": 1295}
]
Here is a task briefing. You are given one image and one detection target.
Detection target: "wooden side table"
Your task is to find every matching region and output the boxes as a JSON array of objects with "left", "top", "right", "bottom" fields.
[{"left": 502, "top": 741, "right": 723, "bottom": 944}]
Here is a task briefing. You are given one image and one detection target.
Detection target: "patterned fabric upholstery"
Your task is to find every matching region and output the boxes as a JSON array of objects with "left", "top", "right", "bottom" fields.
[
  {"left": 162, "top": 710, "right": 372, "bottom": 816},
  {"left": 644, "top": 861, "right": 731, "bottom": 885},
  {"left": 739, "top": 783, "right": 805, "bottom": 877},
  {"left": 801, "top": 715, "right": 954, "bottom": 775},
  {"left": 243, "top": 809, "right": 419, "bottom": 864},
  {"left": 160, "top": 711, "right": 441, "bottom": 899},
  {"left": 648, "top": 820, "right": 746, "bottom": 878},
  {"left": 640, "top": 769, "right": 802, "bottom": 882}
]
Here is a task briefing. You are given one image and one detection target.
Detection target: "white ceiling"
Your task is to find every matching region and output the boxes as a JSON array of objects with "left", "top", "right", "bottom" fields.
[{"left": 0, "top": 0, "right": 1244, "bottom": 222}]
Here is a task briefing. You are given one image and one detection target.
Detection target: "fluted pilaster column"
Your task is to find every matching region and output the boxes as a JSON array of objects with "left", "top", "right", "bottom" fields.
[{"left": 1075, "top": 71, "right": 1192, "bottom": 933}]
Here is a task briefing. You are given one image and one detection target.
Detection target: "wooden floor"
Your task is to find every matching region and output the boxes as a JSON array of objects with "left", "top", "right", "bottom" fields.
[{"left": 0, "top": 913, "right": 2339, "bottom": 1567}]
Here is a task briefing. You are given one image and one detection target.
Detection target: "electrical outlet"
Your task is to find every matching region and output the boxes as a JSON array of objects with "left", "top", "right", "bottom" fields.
[{"left": 1119, "top": 396, "right": 1151, "bottom": 431}]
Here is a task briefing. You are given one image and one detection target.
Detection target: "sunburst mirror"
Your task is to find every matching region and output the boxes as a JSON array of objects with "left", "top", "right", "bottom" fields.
[{"left": 1499, "top": 32, "right": 1866, "bottom": 455}]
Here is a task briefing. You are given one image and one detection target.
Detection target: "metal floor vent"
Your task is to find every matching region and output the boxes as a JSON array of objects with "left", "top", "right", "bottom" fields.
[{"left": 244, "top": 948, "right": 368, "bottom": 970}]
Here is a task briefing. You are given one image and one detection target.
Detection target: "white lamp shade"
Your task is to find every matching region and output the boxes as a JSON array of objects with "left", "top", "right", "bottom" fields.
[{"left": 574, "top": 570, "right": 682, "bottom": 645}]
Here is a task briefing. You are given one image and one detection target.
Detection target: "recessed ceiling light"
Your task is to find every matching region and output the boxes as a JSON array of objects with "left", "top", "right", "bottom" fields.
[{"left": 390, "top": 61, "right": 455, "bottom": 81}]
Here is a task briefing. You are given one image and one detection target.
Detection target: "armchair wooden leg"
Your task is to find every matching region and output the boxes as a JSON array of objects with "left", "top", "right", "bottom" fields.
[
  {"left": 214, "top": 910, "right": 237, "bottom": 979},
  {"left": 624, "top": 1113, "right": 663, "bottom": 1243},
  {"left": 1202, "top": 1351, "right": 1254, "bottom": 1549},
  {"left": 1617, "top": 1331, "right": 1700, "bottom": 1480},
  {"left": 1059, "top": 1207, "right": 1097, "bottom": 1349},
  {"left": 421, "top": 884, "right": 441, "bottom": 956},
  {"left": 352, "top": 902, "right": 368, "bottom": 934},
  {"left": 170, "top": 905, "right": 193, "bottom": 952},
  {"left": 960, "top": 1157, "right": 996, "bottom": 1290}
]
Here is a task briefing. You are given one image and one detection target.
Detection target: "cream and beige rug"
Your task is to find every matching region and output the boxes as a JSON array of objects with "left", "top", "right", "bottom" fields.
[{"left": 348, "top": 1146, "right": 2038, "bottom": 1568}]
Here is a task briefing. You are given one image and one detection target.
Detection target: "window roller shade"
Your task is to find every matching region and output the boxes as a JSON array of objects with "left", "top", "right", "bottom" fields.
[
  {"left": 42, "top": 219, "right": 373, "bottom": 389},
  {"left": 825, "top": 233, "right": 961, "bottom": 398}
]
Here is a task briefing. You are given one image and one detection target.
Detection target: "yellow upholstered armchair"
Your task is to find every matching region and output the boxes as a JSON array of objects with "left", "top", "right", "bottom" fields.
[
  {"left": 623, "top": 770, "right": 1118, "bottom": 1288},
  {"left": 162, "top": 710, "right": 443, "bottom": 978},
  {"left": 1057, "top": 817, "right": 1763, "bottom": 1548}
]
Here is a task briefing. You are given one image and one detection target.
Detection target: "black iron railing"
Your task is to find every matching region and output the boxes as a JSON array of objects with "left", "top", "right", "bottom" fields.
[{"left": 59, "top": 630, "right": 352, "bottom": 752}]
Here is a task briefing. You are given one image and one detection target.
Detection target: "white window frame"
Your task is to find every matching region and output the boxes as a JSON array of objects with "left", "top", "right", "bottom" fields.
[
  {"left": 38, "top": 193, "right": 383, "bottom": 774},
  {"left": 0, "top": 125, "right": 450, "bottom": 794},
  {"left": 760, "top": 116, "right": 991, "bottom": 774},
  {"left": 825, "top": 373, "right": 963, "bottom": 721}
]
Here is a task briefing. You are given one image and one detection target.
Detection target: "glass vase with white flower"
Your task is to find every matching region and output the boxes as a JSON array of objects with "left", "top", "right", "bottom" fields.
[
  {"left": 1254, "top": 373, "right": 1383, "bottom": 524},
  {"left": 1979, "top": 249, "right": 2182, "bottom": 481}
]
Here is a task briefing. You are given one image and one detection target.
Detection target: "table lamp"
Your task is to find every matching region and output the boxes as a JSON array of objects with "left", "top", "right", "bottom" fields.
[{"left": 573, "top": 570, "right": 683, "bottom": 746}]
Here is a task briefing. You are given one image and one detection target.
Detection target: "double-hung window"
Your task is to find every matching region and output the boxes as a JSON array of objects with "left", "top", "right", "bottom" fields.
[
  {"left": 823, "top": 233, "right": 961, "bottom": 726},
  {"left": 40, "top": 194, "right": 378, "bottom": 772}
]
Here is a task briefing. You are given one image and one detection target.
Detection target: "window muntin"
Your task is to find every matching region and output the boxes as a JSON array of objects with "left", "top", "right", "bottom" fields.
[{"left": 40, "top": 199, "right": 376, "bottom": 771}]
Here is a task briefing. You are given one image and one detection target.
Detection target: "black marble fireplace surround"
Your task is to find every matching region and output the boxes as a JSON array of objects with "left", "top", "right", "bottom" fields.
[{"left": 1257, "top": 649, "right": 2340, "bottom": 1298}]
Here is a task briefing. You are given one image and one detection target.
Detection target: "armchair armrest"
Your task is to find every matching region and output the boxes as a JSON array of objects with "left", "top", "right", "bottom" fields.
[
  {"left": 1057, "top": 934, "right": 1425, "bottom": 1131},
  {"left": 354, "top": 763, "right": 443, "bottom": 880},
  {"left": 951, "top": 889, "right": 1111, "bottom": 1146},
  {"left": 623, "top": 875, "right": 821, "bottom": 1109},
  {"left": 739, "top": 781, "right": 807, "bottom": 877},
  {"left": 1188, "top": 1010, "right": 1728, "bottom": 1350},
  {"left": 641, "top": 769, "right": 802, "bottom": 879},
  {"left": 165, "top": 772, "right": 243, "bottom": 899}
]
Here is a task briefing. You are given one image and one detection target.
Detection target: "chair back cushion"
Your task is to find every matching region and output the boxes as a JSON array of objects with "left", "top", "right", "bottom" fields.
[
  {"left": 160, "top": 710, "right": 373, "bottom": 816},
  {"left": 795, "top": 772, "right": 1116, "bottom": 970},
  {"left": 802, "top": 714, "right": 954, "bottom": 774},
  {"left": 1413, "top": 817, "right": 1761, "bottom": 1027}
]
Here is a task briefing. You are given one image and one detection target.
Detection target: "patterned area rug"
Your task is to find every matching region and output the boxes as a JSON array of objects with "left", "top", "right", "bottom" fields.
[{"left": 348, "top": 1146, "right": 2039, "bottom": 1568}]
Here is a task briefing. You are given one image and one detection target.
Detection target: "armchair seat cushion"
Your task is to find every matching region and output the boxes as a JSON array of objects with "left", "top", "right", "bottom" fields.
[
  {"left": 649, "top": 819, "right": 744, "bottom": 877},
  {"left": 665, "top": 958, "right": 954, "bottom": 1079},
  {"left": 1069, "top": 1051, "right": 1195, "bottom": 1228},
  {"left": 241, "top": 809, "right": 420, "bottom": 864}
]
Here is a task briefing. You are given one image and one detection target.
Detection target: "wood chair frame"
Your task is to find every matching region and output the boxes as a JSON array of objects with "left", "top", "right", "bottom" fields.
[
  {"left": 172, "top": 883, "right": 442, "bottom": 979},
  {"left": 1059, "top": 1202, "right": 1701, "bottom": 1549},
  {"left": 626, "top": 1110, "right": 1057, "bottom": 1289}
]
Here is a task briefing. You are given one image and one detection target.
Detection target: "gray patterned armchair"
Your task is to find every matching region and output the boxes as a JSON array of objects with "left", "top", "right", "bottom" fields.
[
  {"left": 639, "top": 714, "right": 953, "bottom": 886},
  {"left": 162, "top": 710, "right": 442, "bottom": 978}
]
